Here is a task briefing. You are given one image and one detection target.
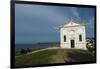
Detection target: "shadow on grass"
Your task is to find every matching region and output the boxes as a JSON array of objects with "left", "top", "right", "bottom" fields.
[{"left": 64, "top": 49, "right": 95, "bottom": 63}]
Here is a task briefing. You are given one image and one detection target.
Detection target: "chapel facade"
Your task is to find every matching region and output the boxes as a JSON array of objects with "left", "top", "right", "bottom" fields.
[{"left": 60, "top": 18, "right": 87, "bottom": 50}]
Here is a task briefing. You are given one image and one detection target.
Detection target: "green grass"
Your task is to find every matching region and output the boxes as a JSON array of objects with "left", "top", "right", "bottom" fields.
[
  {"left": 15, "top": 49, "right": 58, "bottom": 67},
  {"left": 15, "top": 49, "right": 95, "bottom": 67}
]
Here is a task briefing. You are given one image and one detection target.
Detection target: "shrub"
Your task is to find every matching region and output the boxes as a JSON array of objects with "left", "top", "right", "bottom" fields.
[
  {"left": 26, "top": 48, "right": 31, "bottom": 52},
  {"left": 20, "top": 49, "right": 27, "bottom": 54},
  {"left": 86, "top": 45, "right": 95, "bottom": 53}
]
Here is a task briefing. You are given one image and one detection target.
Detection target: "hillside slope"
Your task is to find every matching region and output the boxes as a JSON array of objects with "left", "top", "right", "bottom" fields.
[{"left": 15, "top": 49, "right": 95, "bottom": 67}]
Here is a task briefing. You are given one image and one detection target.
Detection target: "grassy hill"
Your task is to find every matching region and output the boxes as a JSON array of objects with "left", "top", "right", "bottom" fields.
[{"left": 15, "top": 49, "right": 95, "bottom": 67}]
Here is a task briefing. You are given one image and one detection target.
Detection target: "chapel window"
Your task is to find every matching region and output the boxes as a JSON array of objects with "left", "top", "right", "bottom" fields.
[
  {"left": 79, "top": 34, "right": 82, "bottom": 41},
  {"left": 64, "top": 35, "right": 66, "bottom": 42}
]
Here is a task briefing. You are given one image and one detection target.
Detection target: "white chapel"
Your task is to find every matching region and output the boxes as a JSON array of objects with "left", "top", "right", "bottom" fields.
[{"left": 60, "top": 18, "right": 87, "bottom": 50}]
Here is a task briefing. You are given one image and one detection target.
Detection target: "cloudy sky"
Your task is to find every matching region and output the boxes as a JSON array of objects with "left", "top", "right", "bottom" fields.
[{"left": 15, "top": 4, "right": 95, "bottom": 44}]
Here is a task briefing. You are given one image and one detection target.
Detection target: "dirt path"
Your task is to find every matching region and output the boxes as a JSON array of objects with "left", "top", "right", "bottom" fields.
[{"left": 50, "top": 50, "right": 66, "bottom": 63}]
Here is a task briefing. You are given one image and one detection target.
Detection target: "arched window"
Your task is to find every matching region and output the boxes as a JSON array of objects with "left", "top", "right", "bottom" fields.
[
  {"left": 64, "top": 35, "right": 66, "bottom": 42},
  {"left": 79, "top": 34, "right": 82, "bottom": 41}
]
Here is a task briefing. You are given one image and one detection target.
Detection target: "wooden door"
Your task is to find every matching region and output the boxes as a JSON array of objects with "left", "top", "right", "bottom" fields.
[{"left": 71, "top": 40, "right": 75, "bottom": 48}]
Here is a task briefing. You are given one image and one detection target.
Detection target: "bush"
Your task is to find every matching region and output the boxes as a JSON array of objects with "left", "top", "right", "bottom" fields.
[
  {"left": 26, "top": 48, "right": 31, "bottom": 52},
  {"left": 20, "top": 49, "right": 27, "bottom": 54},
  {"left": 86, "top": 45, "right": 95, "bottom": 53}
]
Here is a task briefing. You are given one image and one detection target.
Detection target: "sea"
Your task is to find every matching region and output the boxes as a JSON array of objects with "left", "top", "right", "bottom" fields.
[{"left": 15, "top": 42, "right": 60, "bottom": 52}]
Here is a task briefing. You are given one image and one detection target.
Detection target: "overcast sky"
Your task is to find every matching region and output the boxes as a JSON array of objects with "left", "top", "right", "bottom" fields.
[{"left": 15, "top": 4, "right": 95, "bottom": 44}]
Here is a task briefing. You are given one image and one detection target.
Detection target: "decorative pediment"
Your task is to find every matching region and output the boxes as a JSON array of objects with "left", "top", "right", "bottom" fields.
[{"left": 60, "top": 18, "right": 85, "bottom": 28}]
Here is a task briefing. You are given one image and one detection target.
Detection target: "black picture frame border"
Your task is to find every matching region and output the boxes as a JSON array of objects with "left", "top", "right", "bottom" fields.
[{"left": 11, "top": 0, "right": 97, "bottom": 68}]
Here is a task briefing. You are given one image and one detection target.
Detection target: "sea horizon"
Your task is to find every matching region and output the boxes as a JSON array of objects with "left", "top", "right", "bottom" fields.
[{"left": 15, "top": 42, "right": 60, "bottom": 52}]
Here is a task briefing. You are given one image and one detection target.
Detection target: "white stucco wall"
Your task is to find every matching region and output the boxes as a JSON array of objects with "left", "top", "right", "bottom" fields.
[{"left": 60, "top": 22, "right": 86, "bottom": 50}]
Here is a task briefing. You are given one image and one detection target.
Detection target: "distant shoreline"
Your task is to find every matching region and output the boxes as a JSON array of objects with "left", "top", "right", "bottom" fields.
[{"left": 15, "top": 42, "right": 60, "bottom": 52}]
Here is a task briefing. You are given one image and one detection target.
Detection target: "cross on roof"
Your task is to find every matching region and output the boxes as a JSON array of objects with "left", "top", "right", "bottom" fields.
[{"left": 70, "top": 17, "right": 74, "bottom": 25}]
